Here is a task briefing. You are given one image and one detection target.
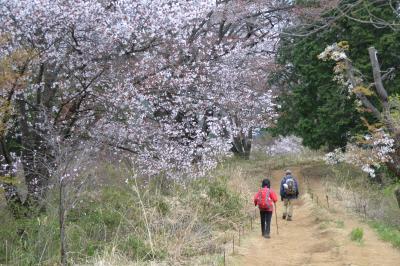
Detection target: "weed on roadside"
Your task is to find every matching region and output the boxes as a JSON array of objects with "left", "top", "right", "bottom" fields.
[{"left": 350, "top": 227, "right": 364, "bottom": 243}]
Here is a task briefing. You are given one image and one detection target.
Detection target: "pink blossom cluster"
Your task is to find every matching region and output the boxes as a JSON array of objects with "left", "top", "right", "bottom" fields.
[
  {"left": 265, "top": 136, "right": 304, "bottom": 156},
  {"left": 1, "top": 0, "right": 289, "bottom": 179},
  {"left": 324, "top": 131, "right": 395, "bottom": 177}
]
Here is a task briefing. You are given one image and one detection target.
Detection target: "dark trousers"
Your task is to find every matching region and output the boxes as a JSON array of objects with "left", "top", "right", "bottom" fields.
[{"left": 260, "top": 210, "right": 273, "bottom": 236}]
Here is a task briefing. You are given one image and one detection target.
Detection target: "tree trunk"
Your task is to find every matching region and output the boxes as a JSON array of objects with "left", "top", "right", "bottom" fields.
[
  {"left": 231, "top": 127, "right": 252, "bottom": 159},
  {"left": 2, "top": 65, "right": 60, "bottom": 217},
  {"left": 2, "top": 94, "right": 53, "bottom": 216},
  {"left": 365, "top": 48, "right": 400, "bottom": 179},
  {"left": 384, "top": 133, "right": 400, "bottom": 179},
  {"left": 21, "top": 148, "right": 51, "bottom": 204},
  {"left": 2, "top": 183, "right": 28, "bottom": 218},
  {"left": 0, "top": 135, "right": 24, "bottom": 217},
  {"left": 386, "top": 157, "right": 400, "bottom": 178},
  {"left": 395, "top": 187, "right": 400, "bottom": 209}
]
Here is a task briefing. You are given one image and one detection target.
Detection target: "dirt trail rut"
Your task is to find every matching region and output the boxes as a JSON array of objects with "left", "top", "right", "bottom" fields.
[{"left": 229, "top": 167, "right": 400, "bottom": 266}]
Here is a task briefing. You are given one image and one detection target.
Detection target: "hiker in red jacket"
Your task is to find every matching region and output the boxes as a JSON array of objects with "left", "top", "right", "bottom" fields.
[{"left": 253, "top": 178, "right": 278, "bottom": 238}]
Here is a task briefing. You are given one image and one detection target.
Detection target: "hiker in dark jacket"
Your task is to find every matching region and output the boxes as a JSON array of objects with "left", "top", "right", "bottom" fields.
[
  {"left": 280, "top": 170, "right": 299, "bottom": 221},
  {"left": 253, "top": 178, "right": 278, "bottom": 238}
]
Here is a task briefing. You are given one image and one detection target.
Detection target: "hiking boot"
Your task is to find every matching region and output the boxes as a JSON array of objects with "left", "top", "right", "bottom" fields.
[
  {"left": 282, "top": 214, "right": 286, "bottom": 220},
  {"left": 263, "top": 234, "right": 270, "bottom": 239},
  {"left": 287, "top": 216, "right": 292, "bottom": 221}
]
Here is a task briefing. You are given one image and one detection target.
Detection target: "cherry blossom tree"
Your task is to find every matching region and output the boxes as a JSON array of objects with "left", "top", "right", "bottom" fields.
[
  {"left": 319, "top": 42, "right": 400, "bottom": 179},
  {"left": 94, "top": 0, "right": 288, "bottom": 169},
  {"left": 265, "top": 135, "right": 304, "bottom": 155},
  {"left": 0, "top": 0, "right": 291, "bottom": 215}
]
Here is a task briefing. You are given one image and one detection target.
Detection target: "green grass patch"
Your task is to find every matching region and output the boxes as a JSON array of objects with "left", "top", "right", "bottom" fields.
[
  {"left": 370, "top": 221, "right": 400, "bottom": 248},
  {"left": 0, "top": 211, "right": 61, "bottom": 265},
  {"left": 350, "top": 227, "right": 364, "bottom": 243}
]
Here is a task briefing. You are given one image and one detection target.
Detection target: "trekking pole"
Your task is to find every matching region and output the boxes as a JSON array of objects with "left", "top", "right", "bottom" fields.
[
  {"left": 274, "top": 202, "right": 279, "bottom": 235},
  {"left": 223, "top": 248, "right": 226, "bottom": 266}
]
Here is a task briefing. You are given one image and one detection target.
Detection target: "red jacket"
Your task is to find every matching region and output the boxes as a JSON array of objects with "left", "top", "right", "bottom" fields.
[{"left": 253, "top": 187, "right": 278, "bottom": 212}]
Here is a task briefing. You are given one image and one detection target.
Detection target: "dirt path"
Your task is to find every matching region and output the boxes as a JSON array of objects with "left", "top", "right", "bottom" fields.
[{"left": 228, "top": 167, "right": 400, "bottom": 266}]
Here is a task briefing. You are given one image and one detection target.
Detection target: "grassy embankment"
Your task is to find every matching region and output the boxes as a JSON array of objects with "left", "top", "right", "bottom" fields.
[
  {"left": 0, "top": 150, "right": 320, "bottom": 265},
  {"left": 302, "top": 162, "right": 400, "bottom": 248},
  {"left": 2, "top": 149, "right": 399, "bottom": 265}
]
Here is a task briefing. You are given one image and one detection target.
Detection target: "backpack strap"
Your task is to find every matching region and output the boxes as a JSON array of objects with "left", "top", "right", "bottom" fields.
[
  {"left": 265, "top": 188, "right": 271, "bottom": 208},
  {"left": 258, "top": 189, "right": 262, "bottom": 205},
  {"left": 283, "top": 176, "right": 289, "bottom": 186}
]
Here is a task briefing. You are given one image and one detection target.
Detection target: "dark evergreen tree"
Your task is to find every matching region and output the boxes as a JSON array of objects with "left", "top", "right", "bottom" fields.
[{"left": 273, "top": 0, "right": 400, "bottom": 151}]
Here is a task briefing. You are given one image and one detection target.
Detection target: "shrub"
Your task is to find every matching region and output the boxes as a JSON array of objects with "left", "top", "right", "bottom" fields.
[{"left": 350, "top": 227, "right": 364, "bottom": 243}]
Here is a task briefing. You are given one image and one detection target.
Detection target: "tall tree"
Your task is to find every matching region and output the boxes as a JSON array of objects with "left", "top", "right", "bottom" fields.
[
  {"left": 0, "top": 0, "right": 289, "bottom": 215},
  {"left": 320, "top": 43, "right": 400, "bottom": 177},
  {"left": 272, "top": 0, "right": 400, "bottom": 151}
]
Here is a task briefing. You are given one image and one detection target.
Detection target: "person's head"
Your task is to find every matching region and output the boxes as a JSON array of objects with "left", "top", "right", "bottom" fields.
[
  {"left": 285, "top": 169, "right": 292, "bottom": 176},
  {"left": 261, "top": 178, "right": 270, "bottom": 188}
]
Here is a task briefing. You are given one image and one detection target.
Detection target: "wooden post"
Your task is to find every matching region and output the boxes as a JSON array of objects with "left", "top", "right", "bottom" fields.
[
  {"left": 326, "top": 195, "right": 329, "bottom": 208},
  {"left": 363, "top": 204, "right": 367, "bottom": 219},
  {"left": 232, "top": 235, "right": 235, "bottom": 254},
  {"left": 395, "top": 188, "right": 400, "bottom": 209},
  {"left": 223, "top": 248, "right": 226, "bottom": 266}
]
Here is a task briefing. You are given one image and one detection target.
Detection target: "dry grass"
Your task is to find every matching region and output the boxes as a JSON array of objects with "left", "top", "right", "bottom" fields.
[
  {"left": 87, "top": 162, "right": 252, "bottom": 265},
  {"left": 302, "top": 162, "right": 400, "bottom": 229},
  {"left": 90, "top": 151, "right": 323, "bottom": 265},
  {"left": 0, "top": 151, "right": 326, "bottom": 265}
]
